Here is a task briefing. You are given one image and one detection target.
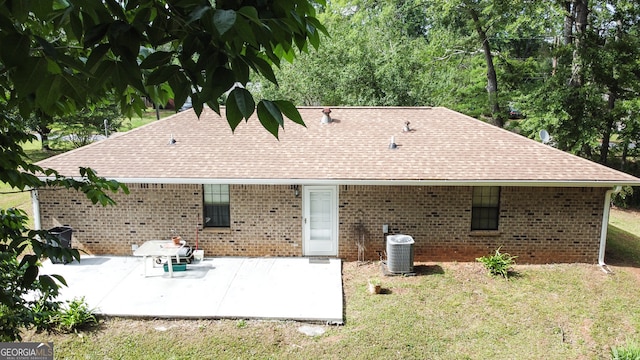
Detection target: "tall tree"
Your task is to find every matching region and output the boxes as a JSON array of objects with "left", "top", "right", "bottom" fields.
[
  {"left": 258, "top": 0, "right": 431, "bottom": 107},
  {"left": 462, "top": 0, "right": 503, "bottom": 127}
]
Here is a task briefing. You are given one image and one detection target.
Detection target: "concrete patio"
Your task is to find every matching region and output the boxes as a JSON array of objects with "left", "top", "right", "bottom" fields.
[{"left": 39, "top": 256, "right": 344, "bottom": 324}]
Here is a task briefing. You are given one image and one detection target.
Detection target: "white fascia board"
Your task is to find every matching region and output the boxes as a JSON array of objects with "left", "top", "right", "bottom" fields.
[{"left": 37, "top": 176, "right": 640, "bottom": 188}]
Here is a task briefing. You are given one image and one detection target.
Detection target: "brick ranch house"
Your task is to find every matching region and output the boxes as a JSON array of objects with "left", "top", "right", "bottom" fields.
[{"left": 34, "top": 107, "right": 640, "bottom": 264}]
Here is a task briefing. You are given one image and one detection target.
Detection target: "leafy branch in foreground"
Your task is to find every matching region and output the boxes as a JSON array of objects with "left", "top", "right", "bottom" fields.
[
  {"left": 1, "top": 0, "right": 328, "bottom": 138},
  {"left": 0, "top": 110, "right": 128, "bottom": 341}
]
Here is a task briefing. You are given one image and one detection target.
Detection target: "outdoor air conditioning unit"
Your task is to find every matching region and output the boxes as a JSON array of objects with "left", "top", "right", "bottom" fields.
[{"left": 386, "top": 234, "right": 414, "bottom": 274}]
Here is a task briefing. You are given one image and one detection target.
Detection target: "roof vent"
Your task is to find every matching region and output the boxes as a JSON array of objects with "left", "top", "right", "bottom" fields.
[
  {"left": 169, "top": 134, "right": 176, "bottom": 145},
  {"left": 389, "top": 136, "right": 397, "bottom": 150},
  {"left": 321, "top": 108, "right": 332, "bottom": 124},
  {"left": 403, "top": 121, "right": 411, "bottom": 132}
]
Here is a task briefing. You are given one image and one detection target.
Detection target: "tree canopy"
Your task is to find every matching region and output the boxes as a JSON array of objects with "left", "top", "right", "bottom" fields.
[
  {"left": 1, "top": 0, "right": 327, "bottom": 137},
  {"left": 259, "top": 0, "right": 640, "bottom": 172}
]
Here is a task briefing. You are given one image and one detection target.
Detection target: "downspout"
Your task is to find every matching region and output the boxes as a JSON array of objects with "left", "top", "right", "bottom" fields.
[
  {"left": 598, "top": 186, "right": 622, "bottom": 273},
  {"left": 31, "top": 189, "right": 41, "bottom": 231}
]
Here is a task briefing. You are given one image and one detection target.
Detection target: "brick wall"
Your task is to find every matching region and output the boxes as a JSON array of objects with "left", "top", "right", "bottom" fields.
[
  {"left": 37, "top": 184, "right": 607, "bottom": 263},
  {"left": 38, "top": 184, "right": 303, "bottom": 257},
  {"left": 338, "top": 186, "right": 606, "bottom": 263}
]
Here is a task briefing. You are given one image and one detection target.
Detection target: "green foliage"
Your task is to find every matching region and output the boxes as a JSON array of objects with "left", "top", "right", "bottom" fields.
[
  {"left": 31, "top": 297, "right": 62, "bottom": 334},
  {"left": 0, "top": 0, "right": 327, "bottom": 138},
  {"left": 0, "top": 208, "right": 65, "bottom": 341},
  {"left": 611, "top": 341, "right": 640, "bottom": 360},
  {"left": 612, "top": 186, "right": 637, "bottom": 208},
  {"left": 476, "top": 247, "right": 517, "bottom": 278},
  {"left": 54, "top": 98, "right": 123, "bottom": 148},
  {"left": 54, "top": 297, "right": 97, "bottom": 333}
]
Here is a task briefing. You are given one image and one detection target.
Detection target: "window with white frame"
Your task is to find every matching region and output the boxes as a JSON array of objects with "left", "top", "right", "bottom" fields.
[{"left": 203, "top": 184, "right": 230, "bottom": 228}]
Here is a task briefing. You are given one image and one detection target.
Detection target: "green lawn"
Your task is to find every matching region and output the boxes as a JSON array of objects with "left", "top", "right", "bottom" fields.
[
  {"left": 607, "top": 208, "right": 640, "bottom": 266},
  {"left": 120, "top": 109, "right": 175, "bottom": 131}
]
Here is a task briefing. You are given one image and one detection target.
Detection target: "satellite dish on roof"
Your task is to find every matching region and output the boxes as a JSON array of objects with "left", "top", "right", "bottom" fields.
[{"left": 539, "top": 129, "right": 550, "bottom": 144}]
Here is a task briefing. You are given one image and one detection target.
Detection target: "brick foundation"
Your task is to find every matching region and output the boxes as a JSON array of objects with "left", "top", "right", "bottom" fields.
[{"left": 37, "top": 184, "right": 606, "bottom": 264}]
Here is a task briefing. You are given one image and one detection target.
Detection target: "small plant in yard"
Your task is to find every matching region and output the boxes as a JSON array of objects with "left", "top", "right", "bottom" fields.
[
  {"left": 236, "top": 319, "right": 247, "bottom": 329},
  {"left": 54, "top": 297, "right": 97, "bottom": 333},
  {"left": 32, "top": 297, "right": 62, "bottom": 333},
  {"left": 611, "top": 341, "right": 640, "bottom": 360},
  {"left": 476, "top": 247, "right": 517, "bottom": 278}
]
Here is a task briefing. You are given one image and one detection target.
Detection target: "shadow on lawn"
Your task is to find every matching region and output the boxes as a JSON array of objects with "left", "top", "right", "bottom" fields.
[
  {"left": 606, "top": 224, "right": 640, "bottom": 268},
  {"left": 412, "top": 264, "right": 444, "bottom": 276}
]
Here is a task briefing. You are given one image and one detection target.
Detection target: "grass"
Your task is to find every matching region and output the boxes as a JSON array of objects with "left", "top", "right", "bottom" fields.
[
  {"left": 119, "top": 109, "right": 174, "bottom": 131},
  {"left": 15, "top": 208, "right": 640, "bottom": 359},
  {"left": 607, "top": 207, "right": 640, "bottom": 266}
]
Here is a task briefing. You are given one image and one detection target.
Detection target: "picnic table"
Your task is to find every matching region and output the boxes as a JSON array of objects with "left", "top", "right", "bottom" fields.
[{"left": 133, "top": 240, "right": 184, "bottom": 278}]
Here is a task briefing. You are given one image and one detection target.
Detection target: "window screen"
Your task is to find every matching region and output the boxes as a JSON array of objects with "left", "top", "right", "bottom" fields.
[
  {"left": 471, "top": 186, "right": 500, "bottom": 230},
  {"left": 203, "top": 184, "right": 230, "bottom": 228}
]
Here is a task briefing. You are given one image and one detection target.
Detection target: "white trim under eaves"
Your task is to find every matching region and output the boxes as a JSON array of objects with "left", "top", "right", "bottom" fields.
[{"left": 36, "top": 177, "right": 640, "bottom": 187}]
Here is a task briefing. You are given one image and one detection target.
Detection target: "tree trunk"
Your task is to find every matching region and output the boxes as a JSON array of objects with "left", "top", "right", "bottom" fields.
[
  {"left": 600, "top": 92, "right": 616, "bottom": 165},
  {"left": 621, "top": 139, "right": 628, "bottom": 171},
  {"left": 570, "top": 0, "right": 588, "bottom": 86},
  {"left": 563, "top": 1, "right": 573, "bottom": 45},
  {"left": 468, "top": 7, "right": 503, "bottom": 128},
  {"left": 38, "top": 128, "right": 52, "bottom": 150}
]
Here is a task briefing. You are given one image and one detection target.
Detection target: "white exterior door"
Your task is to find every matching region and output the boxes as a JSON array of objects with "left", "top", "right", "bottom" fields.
[{"left": 303, "top": 186, "right": 338, "bottom": 256}]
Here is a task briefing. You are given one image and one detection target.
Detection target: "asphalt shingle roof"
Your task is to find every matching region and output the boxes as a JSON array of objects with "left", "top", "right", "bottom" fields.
[{"left": 36, "top": 106, "right": 640, "bottom": 186}]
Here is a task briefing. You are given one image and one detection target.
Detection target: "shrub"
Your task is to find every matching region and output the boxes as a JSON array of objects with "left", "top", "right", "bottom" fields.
[
  {"left": 611, "top": 341, "right": 640, "bottom": 360},
  {"left": 54, "top": 297, "right": 97, "bottom": 333},
  {"left": 32, "top": 296, "right": 62, "bottom": 333},
  {"left": 476, "top": 247, "right": 517, "bottom": 278}
]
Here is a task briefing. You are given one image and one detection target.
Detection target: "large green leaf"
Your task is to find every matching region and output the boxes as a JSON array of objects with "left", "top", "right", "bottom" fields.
[
  {"left": 35, "top": 76, "right": 62, "bottom": 111},
  {"left": 248, "top": 54, "right": 278, "bottom": 85},
  {"left": 234, "top": 16, "right": 258, "bottom": 47},
  {"left": 139, "top": 51, "right": 174, "bottom": 69},
  {"left": 1, "top": 33, "right": 30, "bottom": 67},
  {"left": 274, "top": 100, "right": 305, "bottom": 126},
  {"left": 230, "top": 87, "right": 255, "bottom": 119},
  {"left": 238, "top": 6, "right": 260, "bottom": 25},
  {"left": 147, "top": 65, "right": 181, "bottom": 86},
  {"left": 188, "top": 5, "right": 211, "bottom": 24},
  {"left": 21, "top": 265, "right": 39, "bottom": 288},
  {"left": 213, "top": 9, "right": 237, "bottom": 36},
  {"left": 14, "top": 58, "right": 49, "bottom": 95},
  {"left": 257, "top": 100, "right": 283, "bottom": 138},
  {"left": 225, "top": 92, "right": 244, "bottom": 132},
  {"left": 84, "top": 23, "right": 109, "bottom": 48}
]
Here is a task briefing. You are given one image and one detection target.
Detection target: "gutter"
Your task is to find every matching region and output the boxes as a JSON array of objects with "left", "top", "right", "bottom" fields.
[
  {"left": 31, "top": 189, "right": 41, "bottom": 231},
  {"left": 598, "top": 185, "right": 622, "bottom": 273},
  {"left": 34, "top": 176, "right": 640, "bottom": 188}
]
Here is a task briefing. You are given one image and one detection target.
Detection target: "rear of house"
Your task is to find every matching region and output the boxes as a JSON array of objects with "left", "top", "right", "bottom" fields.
[{"left": 34, "top": 107, "right": 639, "bottom": 264}]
